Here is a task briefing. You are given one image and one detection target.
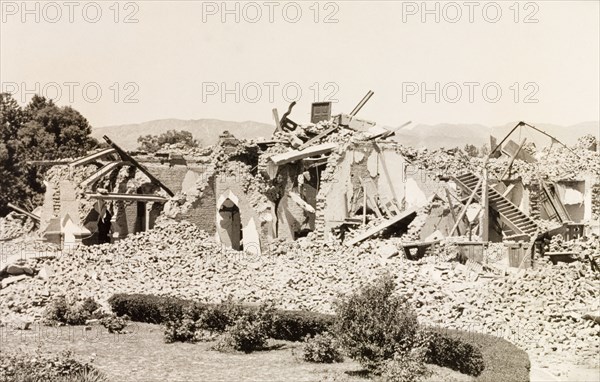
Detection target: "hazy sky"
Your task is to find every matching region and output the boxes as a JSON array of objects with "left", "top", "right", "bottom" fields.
[{"left": 1, "top": 0, "right": 598, "bottom": 128}]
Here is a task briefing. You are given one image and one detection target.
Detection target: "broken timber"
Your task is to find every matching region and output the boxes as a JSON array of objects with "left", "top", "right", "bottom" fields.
[
  {"left": 500, "top": 138, "right": 528, "bottom": 180},
  {"left": 86, "top": 193, "right": 168, "bottom": 202},
  {"left": 269, "top": 142, "right": 336, "bottom": 166},
  {"left": 103, "top": 135, "right": 174, "bottom": 197},
  {"left": 80, "top": 162, "right": 130, "bottom": 189},
  {"left": 7, "top": 203, "right": 40, "bottom": 222},
  {"left": 70, "top": 148, "right": 118, "bottom": 168},
  {"left": 345, "top": 208, "right": 417, "bottom": 246},
  {"left": 297, "top": 124, "right": 339, "bottom": 150}
]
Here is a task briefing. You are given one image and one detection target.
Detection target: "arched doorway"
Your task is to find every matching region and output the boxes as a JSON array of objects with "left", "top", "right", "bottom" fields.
[{"left": 218, "top": 198, "right": 242, "bottom": 250}]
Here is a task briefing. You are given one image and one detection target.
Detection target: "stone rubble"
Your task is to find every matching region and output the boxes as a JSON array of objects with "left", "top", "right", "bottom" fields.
[{"left": 0, "top": 219, "right": 597, "bottom": 372}]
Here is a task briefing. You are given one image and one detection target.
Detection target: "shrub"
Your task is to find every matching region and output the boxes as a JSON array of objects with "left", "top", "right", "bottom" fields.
[
  {"left": 210, "top": 332, "right": 237, "bottom": 353},
  {"left": 199, "top": 297, "right": 244, "bottom": 333},
  {"left": 43, "top": 295, "right": 69, "bottom": 324},
  {"left": 380, "top": 348, "right": 431, "bottom": 382},
  {"left": 107, "top": 293, "right": 187, "bottom": 323},
  {"left": 108, "top": 293, "right": 334, "bottom": 342},
  {"left": 80, "top": 297, "right": 101, "bottom": 316},
  {"left": 270, "top": 310, "right": 334, "bottom": 341},
  {"left": 43, "top": 296, "right": 101, "bottom": 326},
  {"left": 211, "top": 303, "right": 275, "bottom": 353},
  {"left": 99, "top": 314, "right": 129, "bottom": 334},
  {"left": 220, "top": 315, "right": 269, "bottom": 352},
  {"left": 422, "top": 329, "right": 485, "bottom": 376},
  {"left": 162, "top": 299, "right": 245, "bottom": 343},
  {"left": 333, "top": 275, "right": 419, "bottom": 371},
  {"left": 162, "top": 303, "right": 206, "bottom": 343},
  {"left": 300, "top": 332, "right": 344, "bottom": 363},
  {"left": 0, "top": 349, "right": 107, "bottom": 382}
]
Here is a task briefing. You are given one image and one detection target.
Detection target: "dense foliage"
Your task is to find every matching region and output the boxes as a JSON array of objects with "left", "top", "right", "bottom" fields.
[
  {"left": 0, "top": 349, "right": 107, "bottom": 382},
  {"left": 137, "top": 129, "right": 200, "bottom": 153},
  {"left": 299, "top": 332, "right": 344, "bottom": 363},
  {"left": 333, "top": 275, "right": 419, "bottom": 371},
  {"left": 334, "top": 275, "right": 486, "bottom": 379},
  {"left": 43, "top": 296, "right": 102, "bottom": 326},
  {"left": 422, "top": 329, "right": 485, "bottom": 376},
  {"left": 0, "top": 93, "right": 98, "bottom": 215},
  {"left": 107, "top": 293, "right": 334, "bottom": 342}
]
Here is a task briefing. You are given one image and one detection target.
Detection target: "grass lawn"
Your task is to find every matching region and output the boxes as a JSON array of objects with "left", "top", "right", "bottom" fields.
[
  {"left": 0, "top": 322, "right": 528, "bottom": 382},
  {"left": 1, "top": 322, "right": 360, "bottom": 382}
]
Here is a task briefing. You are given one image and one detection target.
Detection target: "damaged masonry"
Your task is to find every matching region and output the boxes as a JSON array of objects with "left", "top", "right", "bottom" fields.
[
  {"left": 24, "top": 92, "right": 600, "bottom": 262},
  {"left": 2, "top": 91, "right": 600, "bottom": 377}
]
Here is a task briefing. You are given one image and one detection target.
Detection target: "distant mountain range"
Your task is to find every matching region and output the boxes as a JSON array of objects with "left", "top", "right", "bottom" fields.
[
  {"left": 92, "top": 119, "right": 275, "bottom": 150},
  {"left": 390, "top": 121, "right": 599, "bottom": 149},
  {"left": 93, "top": 119, "right": 599, "bottom": 151}
]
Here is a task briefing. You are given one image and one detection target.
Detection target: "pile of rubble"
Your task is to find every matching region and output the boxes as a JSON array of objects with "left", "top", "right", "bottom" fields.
[
  {"left": 0, "top": 213, "right": 36, "bottom": 241},
  {"left": 442, "top": 260, "right": 599, "bottom": 368},
  {"left": 1, "top": 220, "right": 597, "bottom": 368}
]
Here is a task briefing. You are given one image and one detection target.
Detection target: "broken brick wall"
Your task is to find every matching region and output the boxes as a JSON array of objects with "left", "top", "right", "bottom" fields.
[
  {"left": 142, "top": 162, "right": 208, "bottom": 195},
  {"left": 317, "top": 142, "right": 411, "bottom": 241},
  {"left": 214, "top": 161, "right": 273, "bottom": 255},
  {"left": 177, "top": 175, "right": 217, "bottom": 235}
]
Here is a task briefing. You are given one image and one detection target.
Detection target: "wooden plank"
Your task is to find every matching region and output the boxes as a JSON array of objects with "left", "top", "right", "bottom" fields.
[
  {"left": 70, "top": 148, "right": 117, "bottom": 167},
  {"left": 500, "top": 138, "right": 528, "bottom": 180},
  {"left": 270, "top": 142, "right": 336, "bottom": 166},
  {"left": 80, "top": 161, "right": 128, "bottom": 189},
  {"left": 27, "top": 160, "right": 71, "bottom": 166},
  {"left": 444, "top": 187, "right": 461, "bottom": 235},
  {"left": 272, "top": 108, "right": 281, "bottom": 133},
  {"left": 501, "top": 139, "right": 536, "bottom": 163},
  {"left": 297, "top": 124, "right": 339, "bottom": 151},
  {"left": 367, "top": 121, "right": 411, "bottom": 140},
  {"left": 7, "top": 203, "right": 40, "bottom": 221},
  {"left": 349, "top": 90, "right": 374, "bottom": 116},
  {"left": 480, "top": 169, "right": 489, "bottom": 241},
  {"left": 86, "top": 193, "right": 168, "bottom": 202},
  {"left": 345, "top": 208, "right": 417, "bottom": 246},
  {"left": 359, "top": 177, "right": 383, "bottom": 218},
  {"left": 541, "top": 181, "right": 571, "bottom": 222},
  {"left": 449, "top": 175, "right": 483, "bottom": 236},
  {"left": 103, "top": 136, "right": 174, "bottom": 197},
  {"left": 502, "top": 183, "right": 515, "bottom": 198}
]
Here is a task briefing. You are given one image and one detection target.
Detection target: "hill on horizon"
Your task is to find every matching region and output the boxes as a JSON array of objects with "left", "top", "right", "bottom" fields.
[
  {"left": 92, "top": 119, "right": 275, "bottom": 150},
  {"left": 387, "top": 121, "right": 599, "bottom": 149},
  {"left": 93, "top": 119, "right": 599, "bottom": 151}
]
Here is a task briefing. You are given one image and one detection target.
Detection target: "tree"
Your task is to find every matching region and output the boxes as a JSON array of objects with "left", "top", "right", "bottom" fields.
[
  {"left": 137, "top": 130, "right": 200, "bottom": 153},
  {"left": 0, "top": 93, "right": 98, "bottom": 215},
  {"left": 464, "top": 144, "right": 479, "bottom": 157}
]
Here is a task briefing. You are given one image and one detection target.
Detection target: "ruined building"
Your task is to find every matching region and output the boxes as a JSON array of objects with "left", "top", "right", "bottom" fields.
[{"left": 28, "top": 94, "right": 600, "bottom": 263}]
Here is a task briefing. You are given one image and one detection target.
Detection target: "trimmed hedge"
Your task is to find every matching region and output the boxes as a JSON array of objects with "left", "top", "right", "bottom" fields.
[
  {"left": 107, "top": 293, "right": 334, "bottom": 342},
  {"left": 107, "top": 293, "right": 491, "bottom": 378},
  {"left": 108, "top": 294, "right": 188, "bottom": 323},
  {"left": 423, "top": 329, "right": 485, "bottom": 376},
  {"left": 271, "top": 310, "right": 334, "bottom": 341},
  {"left": 437, "top": 328, "right": 530, "bottom": 382}
]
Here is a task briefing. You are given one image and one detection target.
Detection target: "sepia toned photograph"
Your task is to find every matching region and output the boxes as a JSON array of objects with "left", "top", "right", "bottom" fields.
[{"left": 0, "top": 1, "right": 599, "bottom": 381}]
